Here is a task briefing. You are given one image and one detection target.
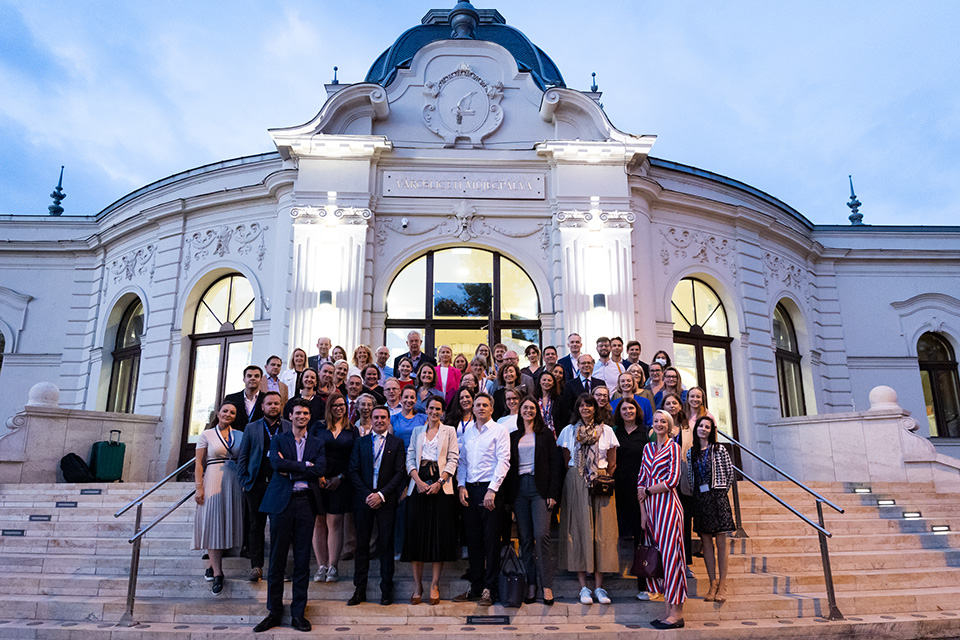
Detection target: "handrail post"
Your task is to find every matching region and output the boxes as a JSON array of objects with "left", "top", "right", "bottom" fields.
[
  {"left": 816, "top": 500, "right": 844, "bottom": 621},
  {"left": 730, "top": 469, "right": 749, "bottom": 539},
  {"left": 117, "top": 502, "right": 143, "bottom": 627}
]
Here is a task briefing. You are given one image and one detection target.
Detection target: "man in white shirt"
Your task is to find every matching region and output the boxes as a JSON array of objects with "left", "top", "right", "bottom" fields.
[
  {"left": 592, "top": 336, "right": 621, "bottom": 389},
  {"left": 454, "top": 393, "right": 510, "bottom": 607},
  {"left": 557, "top": 333, "right": 582, "bottom": 382}
]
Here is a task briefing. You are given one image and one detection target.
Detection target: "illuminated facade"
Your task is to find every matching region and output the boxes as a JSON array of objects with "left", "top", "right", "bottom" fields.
[{"left": 1, "top": 3, "right": 959, "bottom": 478}]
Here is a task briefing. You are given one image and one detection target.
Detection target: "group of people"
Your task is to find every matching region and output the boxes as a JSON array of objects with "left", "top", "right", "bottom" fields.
[{"left": 192, "top": 331, "right": 736, "bottom": 632}]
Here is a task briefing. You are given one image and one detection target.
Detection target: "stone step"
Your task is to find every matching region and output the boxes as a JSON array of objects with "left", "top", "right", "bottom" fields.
[{"left": 727, "top": 531, "right": 960, "bottom": 555}]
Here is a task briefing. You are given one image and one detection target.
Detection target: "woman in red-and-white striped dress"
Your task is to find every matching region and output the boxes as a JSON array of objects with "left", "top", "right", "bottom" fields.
[{"left": 638, "top": 409, "right": 687, "bottom": 630}]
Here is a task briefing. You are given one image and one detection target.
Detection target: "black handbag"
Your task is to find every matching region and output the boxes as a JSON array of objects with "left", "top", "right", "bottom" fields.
[
  {"left": 630, "top": 536, "right": 664, "bottom": 580},
  {"left": 497, "top": 545, "right": 527, "bottom": 608},
  {"left": 588, "top": 475, "right": 616, "bottom": 497}
]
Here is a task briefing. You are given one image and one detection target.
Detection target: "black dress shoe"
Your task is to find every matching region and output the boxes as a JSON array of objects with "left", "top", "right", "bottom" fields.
[
  {"left": 253, "top": 613, "right": 281, "bottom": 632},
  {"left": 380, "top": 593, "right": 394, "bottom": 606},
  {"left": 651, "top": 619, "right": 685, "bottom": 629},
  {"left": 291, "top": 617, "right": 312, "bottom": 632},
  {"left": 543, "top": 596, "right": 555, "bottom": 606},
  {"left": 347, "top": 591, "right": 366, "bottom": 606}
]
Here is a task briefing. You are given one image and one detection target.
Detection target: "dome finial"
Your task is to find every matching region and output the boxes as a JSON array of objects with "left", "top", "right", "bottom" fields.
[
  {"left": 590, "top": 72, "right": 598, "bottom": 93},
  {"left": 332, "top": 66, "right": 339, "bottom": 85},
  {"left": 449, "top": 1, "right": 479, "bottom": 39},
  {"left": 48, "top": 166, "right": 65, "bottom": 216},
  {"left": 847, "top": 174, "right": 863, "bottom": 225}
]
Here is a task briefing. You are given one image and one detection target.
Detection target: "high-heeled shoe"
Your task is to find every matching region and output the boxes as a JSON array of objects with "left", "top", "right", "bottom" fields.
[
  {"left": 704, "top": 580, "right": 718, "bottom": 601},
  {"left": 428, "top": 586, "right": 440, "bottom": 606},
  {"left": 410, "top": 593, "right": 422, "bottom": 605}
]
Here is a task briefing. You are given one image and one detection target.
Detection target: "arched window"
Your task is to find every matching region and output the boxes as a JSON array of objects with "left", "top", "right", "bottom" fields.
[
  {"left": 773, "top": 303, "right": 806, "bottom": 417},
  {"left": 106, "top": 299, "right": 144, "bottom": 413},
  {"left": 181, "top": 274, "right": 255, "bottom": 462},
  {"left": 918, "top": 332, "right": 960, "bottom": 438},
  {"left": 385, "top": 248, "right": 540, "bottom": 358},
  {"left": 671, "top": 277, "right": 739, "bottom": 440}
]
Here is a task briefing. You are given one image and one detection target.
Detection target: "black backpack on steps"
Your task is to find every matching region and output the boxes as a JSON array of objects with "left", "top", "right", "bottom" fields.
[{"left": 60, "top": 452, "right": 96, "bottom": 483}]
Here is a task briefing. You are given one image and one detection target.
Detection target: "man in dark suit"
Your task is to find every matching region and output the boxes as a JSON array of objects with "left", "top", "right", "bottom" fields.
[
  {"left": 558, "top": 353, "right": 606, "bottom": 427},
  {"left": 624, "top": 339, "right": 650, "bottom": 379},
  {"left": 237, "top": 391, "right": 291, "bottom": 582},
  {"left": 307, "top": 336, "right": 333, "bottom": 372},
  {"left": 557, "top": 332, "right": 583, "bottom": 382},
  {"left": 253, "top": 401, "right": 325, "bottom": 633},
  {"left": 346, "top": 405, "right": 407, "bottom": 606},
  {"left": 224, "top": 365, "right": 266, "bottom": 432},
  {"left": 391, "top": 330, "right": 436, "bottom": 375}
]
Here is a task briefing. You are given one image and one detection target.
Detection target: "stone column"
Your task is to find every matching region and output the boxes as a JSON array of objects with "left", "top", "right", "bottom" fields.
[
  {"left": 555, "top": 209, "right": 637, "bottom": 348},
  {"left": 288, "top": 206, "right": 372, "bottom": 355}
]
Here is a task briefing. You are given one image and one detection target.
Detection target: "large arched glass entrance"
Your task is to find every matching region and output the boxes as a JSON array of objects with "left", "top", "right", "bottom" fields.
[
  {"left": 180, "top": 273, "right": 255, "bottom": 463},
  {"left": 385, "top": 248, "right": 540, "bottom": 359},
  {"left": 671, "top": 277, "right": 739, "bottom": 440}
]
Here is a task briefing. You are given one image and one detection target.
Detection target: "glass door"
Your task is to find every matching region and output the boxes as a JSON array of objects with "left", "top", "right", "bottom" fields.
[{"left": 674, "top": 335, "right": 739, "bottom": 443}]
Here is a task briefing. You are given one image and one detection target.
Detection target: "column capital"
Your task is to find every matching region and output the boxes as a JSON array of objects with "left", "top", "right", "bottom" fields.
[
  {"left": 556, "top": 209, "right": 635, "bottom": 229},
  {"left": 290, "top": 205, "right": 372, "bottom": 226}
]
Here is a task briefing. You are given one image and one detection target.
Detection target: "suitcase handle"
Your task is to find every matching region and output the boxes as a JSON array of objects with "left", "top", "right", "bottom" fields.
[{"left": 109, "top": 429, "right": 121, "bottom": 445}]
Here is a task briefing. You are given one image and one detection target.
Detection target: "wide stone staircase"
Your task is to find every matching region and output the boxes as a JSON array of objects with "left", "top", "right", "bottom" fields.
[{"left": 2, "top": 480, "right": 960, "bottom": 638}]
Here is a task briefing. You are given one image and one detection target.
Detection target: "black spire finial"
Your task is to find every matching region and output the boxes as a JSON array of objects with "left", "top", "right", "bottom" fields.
[
  {"left": 332, "top": 66, "right": 339, "bottom": 85},
  {"left": 449, "top": 1, "right": 479, "bottom": 38},
  {"left": 590, "top": 72, "right": 598, "bottom": 93},
  {"left": 847, "top": 175, "right": 863, "bottom": 225},
  {"left": 48, "top": 166, "right": 65, "bottom": 216}
]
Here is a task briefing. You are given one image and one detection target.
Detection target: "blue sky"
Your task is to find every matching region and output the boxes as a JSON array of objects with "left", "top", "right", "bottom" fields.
[{"left": 1, "top": 1, "right": 958, "bottom": 225}]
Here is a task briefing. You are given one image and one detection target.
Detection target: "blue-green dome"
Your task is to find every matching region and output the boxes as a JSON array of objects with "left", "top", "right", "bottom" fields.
[{"left": 364, "top": 4, "right": 565, "bottom": 91}]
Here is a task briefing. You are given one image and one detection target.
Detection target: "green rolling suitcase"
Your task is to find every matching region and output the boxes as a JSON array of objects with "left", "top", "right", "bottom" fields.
[{"left": 90, "top": 429, "right": 125, "bottom": 482}]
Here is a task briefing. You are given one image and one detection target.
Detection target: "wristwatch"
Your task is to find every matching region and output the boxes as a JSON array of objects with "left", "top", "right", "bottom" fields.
[{"left": 643, "top": 487, "right": 650, "bottom": 498}]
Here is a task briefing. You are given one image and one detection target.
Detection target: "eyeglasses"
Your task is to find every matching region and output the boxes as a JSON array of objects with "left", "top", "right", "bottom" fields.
[{"left": 331, "top": 403, "right": 346, "bottom": 409}]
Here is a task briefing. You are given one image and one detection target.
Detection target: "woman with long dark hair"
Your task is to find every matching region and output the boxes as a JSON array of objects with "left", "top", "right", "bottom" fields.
[
  {"left": 536, "top": 370, "right": 562, "bottom": 436},
  {"left": 688, "top": 415, "right": 735, "bottom": 603},
  {"left": 504, "top": 398, "right": 562, "bottom": 605},
  {"left": 311, "top": 392, "right": 356, "bottom": 584},
  {"left": 445, "top": 386, "right": 476, "bottom": 434}
]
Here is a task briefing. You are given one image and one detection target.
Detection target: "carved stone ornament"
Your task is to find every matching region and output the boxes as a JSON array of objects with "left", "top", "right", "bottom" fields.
[
  {"left": 375, "top": 200, "right": 549, "bottom": 258},
  {"left": 290, "top": 206, "right": 372, "bottom": 225},
  {"left": 106, "top": 244, "right": 156, "bottom": 286},
  {"left": 556, "top": 210, "right": 635, "bottom": 229},
  {"left": 183, "top": 223, "right": 269, "bottom": 273},
  {"left": 423, "top": 62, "right": 504, "bottom": 147},
  {"left": 660, "top": 228, "right": 737, "bottom": 280},
  {"left": 763, "top": 253, "right": 811, "bottom": 302}
]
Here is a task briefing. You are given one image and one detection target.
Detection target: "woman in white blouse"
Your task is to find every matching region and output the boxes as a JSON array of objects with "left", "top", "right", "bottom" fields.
[
  {"left": 401, "top": 396, "right": 459, "bottom": 605},
  {"left": 557, "top": 393, "right": 620, "bottom": 606}
]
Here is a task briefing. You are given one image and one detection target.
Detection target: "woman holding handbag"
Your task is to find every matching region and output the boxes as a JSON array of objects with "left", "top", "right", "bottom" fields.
[
  {"left": 687, "top": 415, "right": 735, "bottom": 603},
  {"left": 638, "top": 410, "right": 686, "bottom": 629},
  {"left": 557, "top": 393, "right": 620, "bottom": 606}
]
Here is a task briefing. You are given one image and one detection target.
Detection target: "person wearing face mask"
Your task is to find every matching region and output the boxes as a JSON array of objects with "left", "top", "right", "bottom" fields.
[{"left": 687, "top": 415, "right": 735, "bottom": 604}]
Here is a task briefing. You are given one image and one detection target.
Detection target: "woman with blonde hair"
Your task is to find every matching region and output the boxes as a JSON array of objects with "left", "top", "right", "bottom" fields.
[
  {"left": 638, "top": 409, "right": 686, "bottom": 629},
  {"left": 684, "top": 386, "right": 715, "bottom": 430},
  {"left": 351, "top": 345, "right": 373, "bottom": 376},
  {"left": 280, "top": 348, "right": 310, "bottom": 397}
]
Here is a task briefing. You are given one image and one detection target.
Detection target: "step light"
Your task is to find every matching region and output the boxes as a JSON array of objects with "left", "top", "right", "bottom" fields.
[
  {"left": 853, "top": 487, "right": 872, "bottom": 494},
  {"left": 932, "top": 525, "right": 951, "bottom": 533},
  {"left": 877, "top": 499, "right": 896, "bottom": 506},
  {"left": 902, "top": 511, "right": 922, "bottom": 519}
]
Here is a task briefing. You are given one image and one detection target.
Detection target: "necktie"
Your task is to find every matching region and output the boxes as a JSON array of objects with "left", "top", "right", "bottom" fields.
[
  {"left": 349, "top": 400, "right": 356, "bottom": 422},
  {"left": 584, "top": 379, "right": 590, "bottom": 393}
]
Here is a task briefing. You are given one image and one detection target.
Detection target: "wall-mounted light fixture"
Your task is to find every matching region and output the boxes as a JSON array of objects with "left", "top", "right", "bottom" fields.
[
  {"left": 318, "top": 290, "right": 333, "bottom": 307},
  {"left": 593, "top": 293, "right": 606, "bottom": 309}
]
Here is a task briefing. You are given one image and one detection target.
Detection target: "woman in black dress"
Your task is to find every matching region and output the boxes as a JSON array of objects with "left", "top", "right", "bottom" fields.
[
  {"left": 687, "top": 415, "right": 735, "bottom": 603},
  {"left": 284, "top": 368, "right": 325, "bottom": 427},
  {"left": 310, "top": 392, "right": 356, "bottom": 584},
  {"left": 401, "top": 396, "right": 459, "bottom": 604}
]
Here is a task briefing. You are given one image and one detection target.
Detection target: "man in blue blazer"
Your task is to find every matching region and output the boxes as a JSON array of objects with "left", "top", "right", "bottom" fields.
[
  {"left": 253, "top": 401, "right": 325, "bottom": 633},
  {"left": 556, "top": 332, "right": 583, "bottom": 382},
  {"left": 346, "top": 405, "right": 407, "bottom": 606},
  {"left": 237, "top": 391, "right": 291, "bottom": 582}
]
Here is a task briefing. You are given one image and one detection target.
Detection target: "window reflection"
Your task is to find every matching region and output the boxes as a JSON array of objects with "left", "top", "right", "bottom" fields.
[{"left": 386, "top": 256, "right": 426, "bottom": 319}]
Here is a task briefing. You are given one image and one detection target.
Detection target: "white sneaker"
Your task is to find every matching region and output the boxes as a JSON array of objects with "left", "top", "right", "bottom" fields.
[
  {"left": 313, "top": 566, "right": 327, "bottom": 583},
  {"left": 579, "top": 586, "right": 594, "bottom": 605},
  {"left": 325, "top": 566, "right": 339, "bottom": 582},
  {"left": 595, "top": 587, "right": 611, "bottom": 605}
]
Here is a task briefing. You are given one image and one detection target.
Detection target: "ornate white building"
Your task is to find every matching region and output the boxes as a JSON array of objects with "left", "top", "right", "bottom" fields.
[{"left": 1, "top": 2, "right": 959, "bottom": 480}]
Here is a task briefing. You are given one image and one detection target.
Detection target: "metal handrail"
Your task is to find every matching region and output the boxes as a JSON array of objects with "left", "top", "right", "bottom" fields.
[
  {"left": 114, "top": 458, "right": 196, "bottom": 626},
  {"left": 715, "top": 433, "right": 845, "bottom": 621},
  {"left": 115, "top": 459, "right": 194, "bottom": 517},
  {"left": 718, "top": 430, "right": 844, "bottom": 514},
  {"left": 736, "top": 466, "right": 831, "bottom": 538}
]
